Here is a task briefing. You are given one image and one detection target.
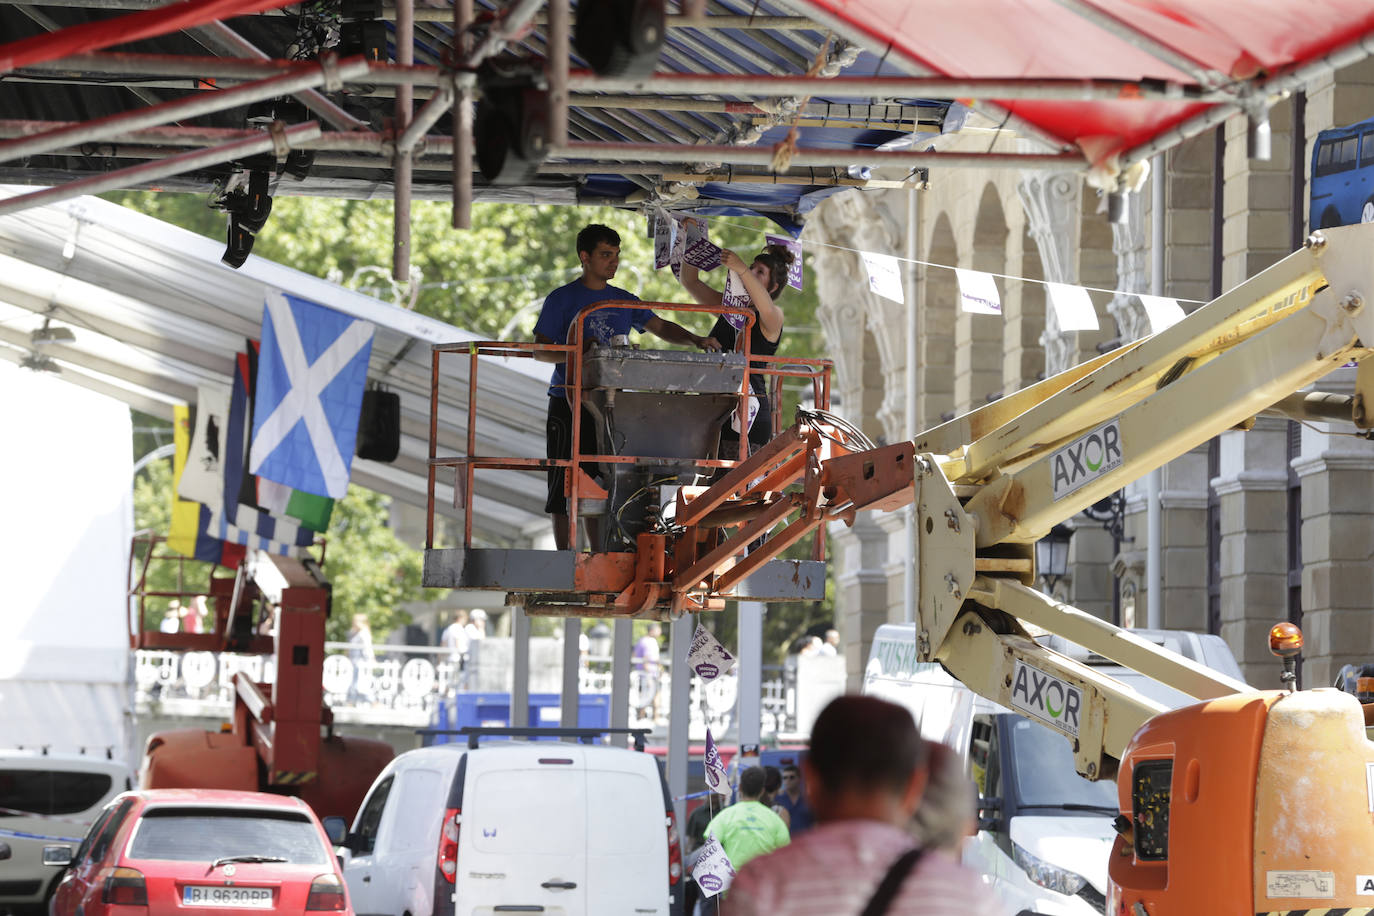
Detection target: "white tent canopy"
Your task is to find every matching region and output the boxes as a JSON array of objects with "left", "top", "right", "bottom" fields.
[{"left": 0, "top": 187, "right": 554, "bottom": 546}]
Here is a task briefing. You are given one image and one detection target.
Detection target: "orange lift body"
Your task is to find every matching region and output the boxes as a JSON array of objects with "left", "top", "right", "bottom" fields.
[
  {"left": 131, "top": 542, "right": 392, "bottom": 822},
  {"left": 1109, "top": 688, "right": 1374, "bottom": 914}
]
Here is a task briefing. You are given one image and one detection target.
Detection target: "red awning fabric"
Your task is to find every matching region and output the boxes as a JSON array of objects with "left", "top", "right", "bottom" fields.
[
  {"left": 0, "top": 0, "right": 298, "bottom": 73},
  {"left": 798, "top": 0, "right": 1374, "bottom": 170}
]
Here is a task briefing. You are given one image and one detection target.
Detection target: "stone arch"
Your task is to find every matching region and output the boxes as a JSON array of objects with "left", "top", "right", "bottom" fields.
[
  {"left": 955, "top": 183, "right": 1007, "bottom": 413},
  {"left": 922, "top": 210, "right": 958, "bottom": 426}
]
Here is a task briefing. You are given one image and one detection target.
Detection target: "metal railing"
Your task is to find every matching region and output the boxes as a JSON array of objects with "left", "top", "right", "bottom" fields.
[
  {"left": 133, "top": 645, "right": 798, "bottom": 735},
  {"left": 426, "top": 301, "right": 834, "bottom": 552}
]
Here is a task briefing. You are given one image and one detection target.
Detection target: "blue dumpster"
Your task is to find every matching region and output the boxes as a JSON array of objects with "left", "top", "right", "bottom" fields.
[{"left": 428, "top": 692, "right": 611, "bottom": 744}]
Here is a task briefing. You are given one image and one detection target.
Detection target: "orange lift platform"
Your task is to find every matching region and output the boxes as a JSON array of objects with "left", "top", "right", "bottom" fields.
[{"left": 421, "top": 301, "right": 868, "bottom": 618}]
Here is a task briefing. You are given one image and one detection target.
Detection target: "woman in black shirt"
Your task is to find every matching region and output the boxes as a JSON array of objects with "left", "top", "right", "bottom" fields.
[{"left": 679, "top": 243, "right": 793, "bottom": 455}]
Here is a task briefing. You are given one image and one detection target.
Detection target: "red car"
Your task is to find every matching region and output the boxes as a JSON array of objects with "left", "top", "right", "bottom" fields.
[{"left": 49, "top": 789, "right": 350, "bottom": 916}]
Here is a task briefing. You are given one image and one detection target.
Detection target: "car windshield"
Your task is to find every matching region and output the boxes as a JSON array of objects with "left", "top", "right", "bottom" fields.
[
  {"left": 127, "top": 808, "right": 329, "bottom": 864},
  {"left": 1004, "top": 716, "right": 1118, "bottom": 810}
]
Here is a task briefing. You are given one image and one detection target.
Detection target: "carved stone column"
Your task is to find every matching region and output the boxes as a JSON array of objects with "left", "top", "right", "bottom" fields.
[
  {"left": 807, "top": 188, "right": 915, "bottom": 680},
  {"left": 1106, "top": 192, "right": 1150, "bottom": 344},
  {"left": 1018, "top": 172, "right": 1081, "bottom": 376}
]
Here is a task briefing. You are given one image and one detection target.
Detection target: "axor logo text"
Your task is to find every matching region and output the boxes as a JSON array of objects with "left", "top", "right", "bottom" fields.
[
  {"left": 1010, "top": 660, "right": 1082, "bottom": 737},
  {"left": 1051, "top": 419, "right": 1123, "bottom": 500}
]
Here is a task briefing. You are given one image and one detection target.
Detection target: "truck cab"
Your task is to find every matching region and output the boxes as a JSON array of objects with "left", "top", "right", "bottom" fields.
[{"left": 864, "top": 623, "right": 1245, "bottom": 915}]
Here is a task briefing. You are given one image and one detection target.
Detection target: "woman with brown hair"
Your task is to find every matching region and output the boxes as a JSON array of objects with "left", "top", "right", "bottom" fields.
[{"left": 679, "top": 243, "right": 794, "bottom": 454}]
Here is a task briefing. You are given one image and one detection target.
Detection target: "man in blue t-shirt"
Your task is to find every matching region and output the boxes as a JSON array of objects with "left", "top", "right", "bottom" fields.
[{"left": 534, "top": 223, "right": 719, "bottom": 549}]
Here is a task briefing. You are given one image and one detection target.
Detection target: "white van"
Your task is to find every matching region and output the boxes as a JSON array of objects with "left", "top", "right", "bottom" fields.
[
  {"left": 329, "top": 730, "right": 683, "bottom": 916},
  {"left": 0, "top": 750, "right": 131, "bottom": 914},
  {"left": 864, "top": 624, "right": 1245, "bottom": 916}
]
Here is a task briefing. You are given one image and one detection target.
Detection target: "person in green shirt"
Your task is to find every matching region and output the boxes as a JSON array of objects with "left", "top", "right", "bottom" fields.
[{"left": 704, "top": 766, "right": 791, "bottom": 870}]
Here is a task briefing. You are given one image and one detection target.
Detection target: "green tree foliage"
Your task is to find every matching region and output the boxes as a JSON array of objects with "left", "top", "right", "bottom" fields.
[
  {"left": 320, "top": 486, "right": 422, "bottom": 642},
  {"left": 105, "top": 192, "right": 826, "bottom": 380}
]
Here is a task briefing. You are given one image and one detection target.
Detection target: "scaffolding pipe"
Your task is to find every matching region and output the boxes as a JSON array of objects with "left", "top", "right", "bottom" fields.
[
  {"left": 566, "top": 71, "right": 1224, "bottom": 102},
  {"left": 1050, "top": 0, "right": 1226, "bottom": 89},
  {"left": 549, "top": 140, "right": 1085, "bottom": 169},
  {"left": 398, "top": 77, "right": 453, "bottom": 153},
  {"left": 1, "top": 0, "right": 815, "bottom": 28},
  {"left": 546, "top": 0, "right": 568, "bottom": 155},
  {"left": 468, "top": 0, "right": 545, "bottom": 66},
  {"left": 452, "top": 0, "right": 472, "bottom": 229},
  {"left": 393, "top": 0, "right": 413, "bottom": 282},
  {"left": 1120, "top": 28, "right": 1374, "bottom": 170},
  {"left": 197, "top": 22, "right": 370, "bottom": 131},
  {"left": 0, "top": 55, "right": 366, "bottom": 164},
  {"left": 30, "top": 51, "right": 444, "bottom": 86},
  {"left": 0, "top": 121, "right": 322, "bottom": 217}
]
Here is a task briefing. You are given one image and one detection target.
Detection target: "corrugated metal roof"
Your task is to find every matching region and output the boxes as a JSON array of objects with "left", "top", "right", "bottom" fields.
[{"left": 0, "top": 187, "right": 554, "bottom": 545}]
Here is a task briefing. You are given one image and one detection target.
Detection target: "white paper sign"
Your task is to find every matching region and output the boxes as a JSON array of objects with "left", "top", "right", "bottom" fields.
[
  {"left": 692, "top": 834, "right": 736, "bottom": 898},
  {"left": 669, "top": 217, "right": 689, "bottom": 279},
  {"left": 670, "top": 216, "right": 706, "bottom": 280},
  {"left": 1266, "top": 870, "right": 1334, "bottom": 899},
  {"left": 955, "top": 268, "right": 1002, "bottom": 314},
  {"left": 860, "top": 251, "right": 904, "bottom": 304},
  {"left": 1046, "top": 282, "right": 1099, "bottom": 331},
  {"left": 765, "top": 234, "right": 804, "bottom": 291},
  {"left": 704, "top": 728, "right": 730, "bottom": 796},
  {"left": 653, "top": 212, "right": 676, "bottom": 270},
  {"left": 722, "top": 271, "right": 752, "bottom": 330},
  {"left": 688, "top": 623, "right": 736, "bottom": 681},
  {"left": 1138, "top": 294, "right": 1186, "bottom": 332}
]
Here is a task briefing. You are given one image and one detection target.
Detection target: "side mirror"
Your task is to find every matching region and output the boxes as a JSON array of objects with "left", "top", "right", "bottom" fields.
[
  {"left": 322, "top": 817, "right": 348, "bottom": 846},
  {"left": 977, "top": 796, "right": 1002, "bottom": 834},
  {"left": 42, "top": 846, "right": 74, "bottom": 867},
  {"left": 0, "top": 841, "right": 10, "bottom": 861}
]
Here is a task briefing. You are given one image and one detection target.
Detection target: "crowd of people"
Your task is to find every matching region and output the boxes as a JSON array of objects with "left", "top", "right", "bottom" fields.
[{"left": 688, "top": 694, "right": 1000, "bottom": 916}]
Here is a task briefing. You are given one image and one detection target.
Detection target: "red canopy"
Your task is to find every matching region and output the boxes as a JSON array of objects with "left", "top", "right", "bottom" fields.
[{"left": 799, "top": 0, "right": 1374, "bottom": 166}]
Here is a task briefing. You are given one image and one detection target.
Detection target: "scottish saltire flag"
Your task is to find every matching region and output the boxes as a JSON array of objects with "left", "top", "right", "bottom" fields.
[
  {"left": 238, "top": 343, "right": 335, "bottom": 532},
  {"left": 223, "top": 350, "right": 314, "bottom": 550},
  {"left": 250, "top": 290, "right": 375, "bottom": 499},
  {"left": 167, "top": 404, "right": 247, "bottom": 569}
]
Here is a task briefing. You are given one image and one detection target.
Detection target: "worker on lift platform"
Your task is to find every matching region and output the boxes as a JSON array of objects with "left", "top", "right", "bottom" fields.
[
  {"left": 679, "top": 242, "right": 793, "bottom": 457},
  {"left": 533, "top": 223, "right": 721, "bottom": 549}
]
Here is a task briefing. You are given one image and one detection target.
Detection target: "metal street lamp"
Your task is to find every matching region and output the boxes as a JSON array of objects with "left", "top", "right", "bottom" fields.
[{"left": 1035, "top": 524, "right": 1073, "bottom": 594}]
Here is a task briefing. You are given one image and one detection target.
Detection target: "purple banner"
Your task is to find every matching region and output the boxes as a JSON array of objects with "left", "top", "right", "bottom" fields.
[{"left": 765, "top": 233, "right": 803, "bottom": 291}]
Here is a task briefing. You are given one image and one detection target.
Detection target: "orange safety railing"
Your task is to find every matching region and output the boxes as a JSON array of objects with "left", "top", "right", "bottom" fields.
[{"left": 426, "top": 300, "right": 833, "bottom": 556}]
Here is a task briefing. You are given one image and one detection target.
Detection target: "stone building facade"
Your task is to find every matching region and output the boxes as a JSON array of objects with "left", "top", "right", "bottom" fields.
[{"left": 807, "top": 61, "right": 1374, "bottom": 689}]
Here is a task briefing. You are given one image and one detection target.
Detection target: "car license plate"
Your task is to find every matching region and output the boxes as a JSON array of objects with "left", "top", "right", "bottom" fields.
[{"left": 183, "top": 886, "right": 273, "bottom": 908}]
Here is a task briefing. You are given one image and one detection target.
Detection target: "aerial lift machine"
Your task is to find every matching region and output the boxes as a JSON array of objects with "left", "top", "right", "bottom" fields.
[{"left": 426, "top": 223, "right": 1374, "bottom": 914}]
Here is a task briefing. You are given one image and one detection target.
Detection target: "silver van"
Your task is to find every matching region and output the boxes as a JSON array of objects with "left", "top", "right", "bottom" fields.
[
  {"left": 0, "top": 750, "right": 131, "bottom": 915},
  {"left": 329, "top": 729, "right": 684, "bottom": 916}
]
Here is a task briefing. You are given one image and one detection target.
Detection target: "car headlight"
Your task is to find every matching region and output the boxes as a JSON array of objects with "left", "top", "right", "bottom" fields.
[{"left": 1011, "top": 841, "right": 1088, "bottom": 896}]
